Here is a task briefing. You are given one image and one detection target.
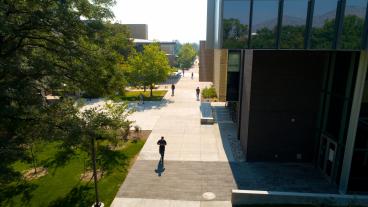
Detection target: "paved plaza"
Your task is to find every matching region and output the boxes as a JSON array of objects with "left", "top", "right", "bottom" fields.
[{"left": 111, "top": 65, "right": 236, "bottom": 207}]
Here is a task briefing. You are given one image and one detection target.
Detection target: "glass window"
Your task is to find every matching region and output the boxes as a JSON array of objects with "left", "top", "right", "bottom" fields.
[
  {"left": 341, "top": 0, "right": 368, "bottom": 49},
  {"left": 228, "top": 52, "right": 241, "bottom": 72},
  {"left": 222, "top": 0, "right": 250, "bottom": 49},
  {"left": 280, "top": 0, "right": 308, "bottom": 49},
  {"left": 251, "top": 0, "right": 279, "bottom": 49},
  {"left": 311, "top": 0, "right": 339, "bottom": 49},
  {"left": 227, "top": 51, "right": 241, "bottom": 101}
]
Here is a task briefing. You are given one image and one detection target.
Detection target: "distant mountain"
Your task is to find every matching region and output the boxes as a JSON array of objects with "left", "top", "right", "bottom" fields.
[
  {"left": 251, "top": 6, "right": 366, "bottom": 32},
  {"left": 253, "top": 15, "right": 306, "bottom": 32}
]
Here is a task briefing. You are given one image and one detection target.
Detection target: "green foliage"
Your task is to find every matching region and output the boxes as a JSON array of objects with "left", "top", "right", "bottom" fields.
[
  {"left": 177, "top": 43, "right": 197, "bottom": 69},
  {"left": 251, "top": 28, "right": 276, "bottom": 49},
  {"left": 280, "top": 25, "right": 305, "bottom": 49},
  {"left": 311, "top": 18, "right": 336, "bottom": 49},
  {"left": 341, "top": 15, "right": 365, "bottom": 49},
  {"left": 125, "top": 44, "right": 171, "bottom": 96},
  {"left": 120, "top": 90, "right": 167, "bottom": 101},
  {"left": 0, "top": 0, "right": 133, "bottom": 185},
  {"left": 223, "top": 18, "right": 249, "bottom": 48},
  {"left": 76, "top": 102, "right": 133, "bottom": 151},
  {"left": 202, "top": 86, "right": 217, "bottom": 99}
]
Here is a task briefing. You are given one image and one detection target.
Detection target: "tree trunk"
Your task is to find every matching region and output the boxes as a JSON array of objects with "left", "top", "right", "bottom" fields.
[
  {"left": 91, "top": 137, "right": 100, "bottom": 207},
  {"left": 143, "top": 85, "right": 146, "bottom": 92},
  {"left": 150, "top": 88, "right": 153, "bottom": 97},
  {"left": 30, "top": 144, "right": 37, "bottom": 174}
]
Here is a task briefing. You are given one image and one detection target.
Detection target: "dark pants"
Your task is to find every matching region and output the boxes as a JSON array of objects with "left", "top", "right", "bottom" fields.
[{"left": 159, "top": 147, "right": 165, "bottom": 159}]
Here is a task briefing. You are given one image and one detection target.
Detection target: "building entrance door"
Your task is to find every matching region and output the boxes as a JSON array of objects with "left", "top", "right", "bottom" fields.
[{"left": 318, "top": 134, "right": 338, "bottom": 181}]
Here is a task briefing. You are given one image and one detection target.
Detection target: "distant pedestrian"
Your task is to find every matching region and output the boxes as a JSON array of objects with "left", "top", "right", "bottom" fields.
[
  {"left": 191, "top": 72, "right": 194, "bottom": 79},
  {"left": 139, "top": 93, "right": 144, "bottom": 104},
  {"left": 171, "top": 84, "right": 175, "bottom": 96},
  {"left": 157, "top": 136, "right": 167, "bottom": 161},
  {"left": 196, "top": 87, "right": 200, "bottom": 100},
  {"left": 182, "top": 69, "right": 185, "bottom": 76}
]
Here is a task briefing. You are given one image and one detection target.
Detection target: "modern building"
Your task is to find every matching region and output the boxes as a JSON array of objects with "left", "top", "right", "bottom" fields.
[
  {"left": 133, "top": 39, "right": 177, "bottom": 66},
  {"left": 123, "top": 24, "right": 148, "bottom": 40},
  {"left": 201, "top": 0, "right": 368, "bottom": 194}
]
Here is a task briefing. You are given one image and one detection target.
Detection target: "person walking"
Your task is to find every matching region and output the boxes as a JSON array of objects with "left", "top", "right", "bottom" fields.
[
  {"left": 196, "top": 87, "right": 200, "bottom": 100},
  {"left": 139, "top": 93, "right": 144, "bottom": 104},
  {"left": 157, "top": 136, "right": 167, "bottom": 161},
  {"left": 191, "top": 72, "right": 194, "bottom": 79},
  {"left": 171, "top": 84, "right": 175, "bottom": 96}
]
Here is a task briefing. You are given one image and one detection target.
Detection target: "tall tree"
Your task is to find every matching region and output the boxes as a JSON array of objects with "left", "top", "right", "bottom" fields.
[
  {"left": 126, "top": 43, "right": 171, "bottom": 96},
  {"left": 77, "top": 102, "right": 132, "bottom": 207},
  {"left": 0, "top": 0, "right": 132, "bottom": 192},
  {"left": 177, "top": 43, "right": 197, "bottom": 70}
]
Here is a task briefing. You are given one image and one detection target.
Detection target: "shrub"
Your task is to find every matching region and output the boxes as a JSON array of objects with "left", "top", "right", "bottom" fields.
[{"left": 202, "top": 86, "right": 217, "bottom": 99}]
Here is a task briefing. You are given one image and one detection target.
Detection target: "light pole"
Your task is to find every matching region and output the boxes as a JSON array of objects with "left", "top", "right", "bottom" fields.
[{"left": 91, "top": 136, "right": 104, "bottom": 207}]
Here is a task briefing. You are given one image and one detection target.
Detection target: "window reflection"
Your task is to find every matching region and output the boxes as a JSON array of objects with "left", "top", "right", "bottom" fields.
[
  {"left": 223, "top": 0, "right": 250, "bottom": 49},
  {"left": 280, "top": 0, "right": 308, "bottom": 49},
  {"left": 341, "top": 0, "right": 367, "bottom": 49},
  {"left": 251, "top": 0, "right": 279, "bottom": 49},
  {"left": 311, "top": 0, "right": 339, "bottom": 49}
]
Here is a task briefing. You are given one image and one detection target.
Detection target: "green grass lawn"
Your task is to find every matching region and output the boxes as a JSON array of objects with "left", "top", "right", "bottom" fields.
[
  {"left": 1, "top": 139, "right": 145, "bottom": 207},
  {"left": 120, "top": 90, "right": 167, "bottom": 101}
]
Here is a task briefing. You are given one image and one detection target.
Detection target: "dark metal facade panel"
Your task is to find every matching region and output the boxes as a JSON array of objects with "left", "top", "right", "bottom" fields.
[
  {"left": 275, "top": 0, "right": 284, "bottom": 49},
  {"left": 305, "top": 0, "right": 315, "bottom": 49},
  {"left": 248, "top": 0, "right": 254, "bottom": 49},
  {"left": 333, "top": 0, "right": 347, "bottom": 49},
  {"left": 363, "top": 1, "right": 368, "bottom": 50}
]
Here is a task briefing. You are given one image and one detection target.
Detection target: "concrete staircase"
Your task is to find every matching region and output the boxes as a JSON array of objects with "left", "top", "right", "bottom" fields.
[{"left": 213, "top": 106, "right": 233, "bottom": 123}]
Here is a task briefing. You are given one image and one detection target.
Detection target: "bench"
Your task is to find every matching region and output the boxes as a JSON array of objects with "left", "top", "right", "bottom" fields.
[{"left": 200, "top": 102, "right": 214, "bottom": 125}]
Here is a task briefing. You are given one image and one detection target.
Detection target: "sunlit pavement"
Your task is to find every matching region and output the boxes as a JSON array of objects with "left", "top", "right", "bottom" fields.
[{"left": 111, "top": 64, "right": 235, "bottom": 207}]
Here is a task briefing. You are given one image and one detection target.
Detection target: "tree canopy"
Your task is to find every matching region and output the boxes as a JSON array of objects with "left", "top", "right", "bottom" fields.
[
  {"left": 125, "top": 43, "right": 172, "bottom": 96},
  {"left": 177, "top": 43, "right": 197, "bottom": 69},
  {"left": 0, "top": 0, "right": 133, "bottom": 184}
]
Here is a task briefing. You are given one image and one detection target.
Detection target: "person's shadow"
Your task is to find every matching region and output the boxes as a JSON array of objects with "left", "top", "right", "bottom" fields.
[{"left": 155, "top": 159, "right": 165, "bottom": 176}]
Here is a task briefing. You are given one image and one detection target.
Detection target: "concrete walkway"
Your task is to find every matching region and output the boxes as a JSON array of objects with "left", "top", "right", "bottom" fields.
[{"left": 111, "top": 65, "right": 237, "bottom": 207}]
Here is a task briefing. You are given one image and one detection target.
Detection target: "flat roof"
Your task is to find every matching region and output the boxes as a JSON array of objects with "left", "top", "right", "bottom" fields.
[{"left": 133, "top": 39, "right": 176, "bottom": 44}]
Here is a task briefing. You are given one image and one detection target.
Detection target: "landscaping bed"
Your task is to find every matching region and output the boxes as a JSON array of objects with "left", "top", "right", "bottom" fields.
[{"left": 120, "top": 90, "right": 167, "bottom": 101}]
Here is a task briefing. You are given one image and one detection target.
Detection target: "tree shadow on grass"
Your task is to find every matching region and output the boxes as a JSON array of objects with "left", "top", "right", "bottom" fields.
[
  {"left": 98, "top": 146, "right": 129, "bottom": 174},
  {"left": 0, "top": 181, "right": 38, "bottom": 206},
  {"left": 43, "top": 148, "right": 76, "bottom": 174},
  {"left": 48, "top": 185, "right": 94, "bottom": 207},
  {"left": 0, "top": 166, "right": 22, "bottom": 185}
]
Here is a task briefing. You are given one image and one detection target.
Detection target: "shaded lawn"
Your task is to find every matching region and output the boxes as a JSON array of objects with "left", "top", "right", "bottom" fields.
[
  {"left": 120, "top": 90, "right": 167, "bottom": 101},
  {"left": 1, "top": 139, "right": 145, "bottom": 207}
]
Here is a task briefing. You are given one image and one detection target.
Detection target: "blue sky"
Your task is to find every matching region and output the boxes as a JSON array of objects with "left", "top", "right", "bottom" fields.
[{"left": 112, "top": 0, "right": 207, "bottom": 44}]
